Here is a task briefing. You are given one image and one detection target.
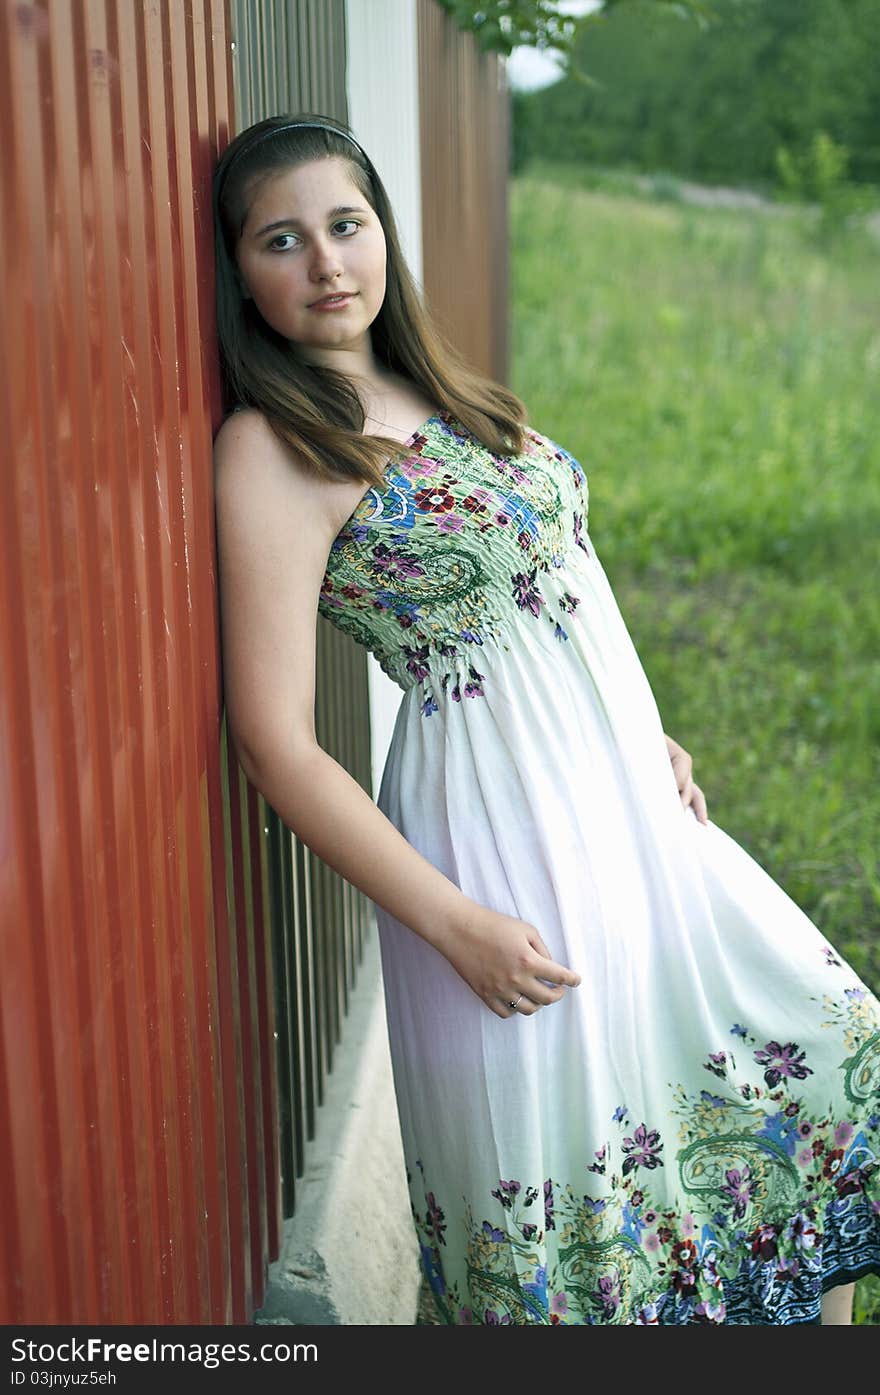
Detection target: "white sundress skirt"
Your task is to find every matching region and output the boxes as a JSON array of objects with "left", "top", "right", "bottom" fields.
[{"left": 373, "top": 526, "right": 880, "bottom": 1326}]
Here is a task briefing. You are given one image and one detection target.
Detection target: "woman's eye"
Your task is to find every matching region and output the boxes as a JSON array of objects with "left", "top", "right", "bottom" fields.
[{"left": 268, "top": 221, "right": 360, "bottom": 252}]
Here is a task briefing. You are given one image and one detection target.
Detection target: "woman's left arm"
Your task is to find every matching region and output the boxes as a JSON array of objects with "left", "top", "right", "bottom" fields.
[{"left": 663, "top": 733, "right": 709, "bottom": 825}]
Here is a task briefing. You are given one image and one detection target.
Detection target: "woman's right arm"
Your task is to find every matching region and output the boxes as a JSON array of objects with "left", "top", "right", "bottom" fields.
[{"left": 212, "top": 410, "right": 580, "bottom": 1017}]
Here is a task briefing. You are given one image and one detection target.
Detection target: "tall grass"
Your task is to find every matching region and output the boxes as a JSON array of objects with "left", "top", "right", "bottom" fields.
[{"left": 510, "top": 161, "right": 880, "bottom": 1323}]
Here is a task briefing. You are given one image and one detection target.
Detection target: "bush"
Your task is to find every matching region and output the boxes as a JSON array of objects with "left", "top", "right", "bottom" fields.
[{"left": 775, "top": 131, "right": 877, "bottom": 246}]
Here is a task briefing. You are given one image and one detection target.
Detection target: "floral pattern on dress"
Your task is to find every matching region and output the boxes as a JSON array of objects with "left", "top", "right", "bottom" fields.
[
  {"left": 317, "top": 412, "right": 591, "bottom": 716},
  {"left": 409, "top": 985, "right": 880, "bottom": 1325}
]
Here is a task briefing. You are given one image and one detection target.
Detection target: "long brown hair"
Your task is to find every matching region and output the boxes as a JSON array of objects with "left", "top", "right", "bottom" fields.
[{"left": 212, "top": 112, "right": 529, "bottom": 489}]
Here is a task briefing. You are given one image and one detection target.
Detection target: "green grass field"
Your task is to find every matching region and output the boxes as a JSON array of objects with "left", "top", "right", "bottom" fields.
[{"left": 510, "top": 162, "right": 880, "bottom": 1323}]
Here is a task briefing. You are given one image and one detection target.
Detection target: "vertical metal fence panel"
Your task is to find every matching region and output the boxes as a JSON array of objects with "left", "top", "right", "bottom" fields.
[
  {"left": 0, "top": 0, "right": 284, "bottom": 1324},
  {"left": 417, "top": 0, "right": 510, "bottom": 384},
  {"left": 228, "top": 0, "right": 375, "bottom": 1221},
  {"left": 1, "top": 0, "right": 404, "bottom": 1329}
]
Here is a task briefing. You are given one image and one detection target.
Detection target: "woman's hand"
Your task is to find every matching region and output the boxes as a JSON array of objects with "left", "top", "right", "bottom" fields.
[
  {"left": 435, "top": 902, "right": 581, "bottom": 1019},
  {"left": 664, "top": 732, "right": 709, "bottom": 825}
]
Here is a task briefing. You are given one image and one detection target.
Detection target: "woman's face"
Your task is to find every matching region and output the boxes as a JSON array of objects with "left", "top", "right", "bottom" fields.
[{"left": 234, "top": 156, "right": 387, "bottom": 364}]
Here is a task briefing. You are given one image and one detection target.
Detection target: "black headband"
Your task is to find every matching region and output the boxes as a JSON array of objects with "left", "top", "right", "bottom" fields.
[{"left": 216, "top": 119, "right": 371, "bottom": 198}]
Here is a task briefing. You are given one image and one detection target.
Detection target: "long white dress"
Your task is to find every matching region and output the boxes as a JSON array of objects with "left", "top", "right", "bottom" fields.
[{"left": 317, "top": 408, "right": 880, "bottom": 1324}]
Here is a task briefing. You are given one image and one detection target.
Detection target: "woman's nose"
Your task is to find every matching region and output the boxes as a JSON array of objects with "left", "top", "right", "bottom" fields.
[{"left": 309, "top": 237, "right": 344, "bottom": 279}]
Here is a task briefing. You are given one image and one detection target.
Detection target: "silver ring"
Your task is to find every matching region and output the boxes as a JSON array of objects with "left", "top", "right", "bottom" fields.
[{"left": 507, "top": 993, "right": 523, "bottom": 1010}]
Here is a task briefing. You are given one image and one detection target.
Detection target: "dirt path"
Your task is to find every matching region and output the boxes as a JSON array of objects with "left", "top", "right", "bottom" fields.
[
  {"left": 630, "top": 173, "right": 779, "bottom": 211},
  {"left": 629, "top": 171, "right": 880, "bottom": 239}
]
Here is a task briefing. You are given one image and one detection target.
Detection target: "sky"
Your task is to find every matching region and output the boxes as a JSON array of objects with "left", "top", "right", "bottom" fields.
[{"left": 506, "top": 0, "right": 602, "bottom": 91}]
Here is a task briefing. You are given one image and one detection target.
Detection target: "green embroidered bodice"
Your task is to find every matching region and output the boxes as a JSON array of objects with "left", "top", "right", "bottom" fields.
[{"left": 317, "top": 409, "right": 592, "bottom": 717}]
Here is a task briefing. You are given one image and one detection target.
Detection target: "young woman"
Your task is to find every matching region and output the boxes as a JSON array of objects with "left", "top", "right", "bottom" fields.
[{"left": 211, "top": 112, "right": 879, "bottom": 1325}]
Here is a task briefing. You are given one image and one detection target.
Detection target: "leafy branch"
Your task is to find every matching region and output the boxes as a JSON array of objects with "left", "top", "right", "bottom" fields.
[{"left": 435, "top": 0, "right": 724, "bottom": 85}]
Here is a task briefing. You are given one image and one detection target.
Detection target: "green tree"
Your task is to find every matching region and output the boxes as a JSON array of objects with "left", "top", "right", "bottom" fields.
[{"left": 510, "top": 0, "right": 880, "bottom": 193}]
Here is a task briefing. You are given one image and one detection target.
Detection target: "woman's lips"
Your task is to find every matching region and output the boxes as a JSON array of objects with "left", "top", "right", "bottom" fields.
[{"left": 310, "top": 292, "right": 356, "bottom": 311}]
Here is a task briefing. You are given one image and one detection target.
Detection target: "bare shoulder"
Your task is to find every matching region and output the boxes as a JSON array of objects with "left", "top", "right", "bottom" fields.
[
  {"left": 214, "top": 408, "right": 331, "bottom": 520},
  {"left": 214, "top": 407, "right": 340, "bottom": 587},
  {"left": 211, "top": 408, "right": 334, "bottom": 768}
]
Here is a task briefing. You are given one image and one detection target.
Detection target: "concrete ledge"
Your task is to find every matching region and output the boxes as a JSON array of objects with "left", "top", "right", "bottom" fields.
[{"left": 253, "top": 919, "right": 420, "bottom": 1325}]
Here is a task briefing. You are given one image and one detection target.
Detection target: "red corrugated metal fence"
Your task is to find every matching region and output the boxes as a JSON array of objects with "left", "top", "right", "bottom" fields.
[{"left": 0, "top": 0, "right": 281, "bottom": 1324}]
